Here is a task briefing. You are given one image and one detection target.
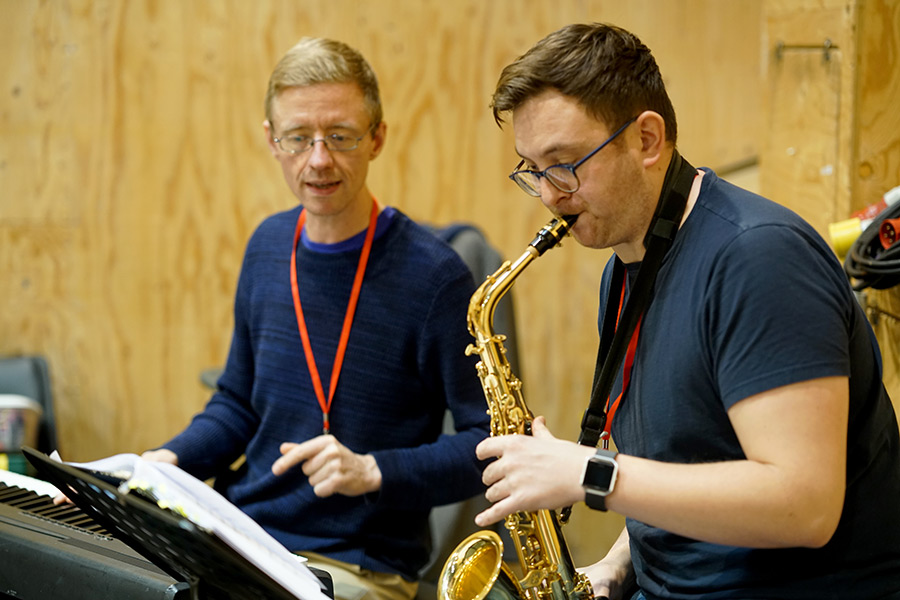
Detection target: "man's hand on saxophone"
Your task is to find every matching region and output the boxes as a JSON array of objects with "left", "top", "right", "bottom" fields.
[
  {"left": 474, "top": 416, "right": 596, "bottom": 527},
  {"left": 578, "top": 528, "right": 635, "bottom": 600}
]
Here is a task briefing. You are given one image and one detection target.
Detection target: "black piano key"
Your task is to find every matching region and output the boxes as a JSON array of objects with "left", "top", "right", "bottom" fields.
[
  {"left": 0, "top": 486, "right": 37, "bottom": 504},
  {"left": 0, "top": 480, "right": 111, "bottom": 536},
  {"left": 29, "top": 504, "right": 111, "bottom": 536},
  {"left": 80, "top": 523, "right": 110, "bottom": 535},
  {"left": 2, "top": 489, "right": 38, "bottom": 504},
  {"left": 33, "top": 502, "right": 84, "bottom": 519},
  {"left": 64, "top": 514, "right": 99, "bottom": 529},
  {"left": 11, "top": 494, "right": 49, "bottom": 511}
]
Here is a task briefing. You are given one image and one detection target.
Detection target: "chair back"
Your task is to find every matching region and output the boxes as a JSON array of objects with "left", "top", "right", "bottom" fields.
[
  {"left": 0, "top": 355, "right": 57, "bottom": 454},
  {"left": 416, "top": 223, "right": 520, "bottom": 598}
]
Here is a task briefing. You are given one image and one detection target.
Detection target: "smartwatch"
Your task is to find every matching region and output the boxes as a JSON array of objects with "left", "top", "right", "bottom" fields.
[{"left": 581, "top": 449, "right": 618, "bottom": 512}]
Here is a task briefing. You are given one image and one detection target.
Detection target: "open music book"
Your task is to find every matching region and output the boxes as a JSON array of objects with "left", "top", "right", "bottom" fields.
[{"left": 50, "top": 451, "right": 330, "bottom": 600}]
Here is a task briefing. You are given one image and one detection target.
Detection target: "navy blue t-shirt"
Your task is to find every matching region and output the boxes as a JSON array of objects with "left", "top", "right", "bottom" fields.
[{"left": 601, "top": 169, "right": 900, "bottom": 599}]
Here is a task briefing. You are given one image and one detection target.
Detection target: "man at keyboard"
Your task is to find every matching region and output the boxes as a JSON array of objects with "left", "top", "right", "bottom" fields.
[{"left": 137, "top": 37, "right": 489, "bottom": 600}]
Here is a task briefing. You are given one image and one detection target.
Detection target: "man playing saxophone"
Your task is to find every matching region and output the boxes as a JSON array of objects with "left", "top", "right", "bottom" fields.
[{"left": 474, "top": 23, "right": 900, "bottom": 600}]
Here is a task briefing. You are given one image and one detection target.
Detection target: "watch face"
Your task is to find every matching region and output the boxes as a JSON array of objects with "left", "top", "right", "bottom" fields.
[
  {"left": 584, "top": 452, "right": 618, "bottom": 495},
  {"left": 590, "top": 462, "right": 615, "bottom": 489}
]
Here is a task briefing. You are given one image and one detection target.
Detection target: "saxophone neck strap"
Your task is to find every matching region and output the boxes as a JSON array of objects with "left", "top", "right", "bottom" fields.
[{"left": 578, "top": 151, "right": 697, "bottom": 448}]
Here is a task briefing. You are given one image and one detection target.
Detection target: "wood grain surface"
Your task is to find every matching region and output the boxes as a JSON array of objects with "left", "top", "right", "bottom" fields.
[{"left": 2, "top": 0, "right": 770, "bottom": 562}]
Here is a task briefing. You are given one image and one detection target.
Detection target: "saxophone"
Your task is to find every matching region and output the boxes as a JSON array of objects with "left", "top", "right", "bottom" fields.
[{"left": 438, "top": 215, "right": 594, "bottom": 600}]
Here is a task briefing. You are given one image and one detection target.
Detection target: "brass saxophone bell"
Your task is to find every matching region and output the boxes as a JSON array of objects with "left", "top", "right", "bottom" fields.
[{"left": 437, "top": 530, "right": 524, "bottom": 600}]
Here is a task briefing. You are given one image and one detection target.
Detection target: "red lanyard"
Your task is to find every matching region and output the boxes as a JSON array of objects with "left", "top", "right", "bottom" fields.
[
  {"left": 601, "top": 277, "right": 642, "bottom": 449},
  {"left": 290, "top": 200, "right": 378, "bottom": 434}
]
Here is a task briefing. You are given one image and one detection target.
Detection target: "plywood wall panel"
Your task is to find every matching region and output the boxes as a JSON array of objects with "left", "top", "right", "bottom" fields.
[
  {"left": 761, "top": 1, "right": 856, "bottom": 236},
  {"left": 762, "top": 47, "right": 842, "bottom": 234},
  {"left": 1, "top": 0, "right": 763, "bottom": 562},
  {"left": 854, "top": 0, "right": 900, "bottom": 423},
  {"left": 854, "top": 0, "right": 900, "bottom": 209},
  {"left": 762, "top": 0, "right": 900, "bottom": 422}
]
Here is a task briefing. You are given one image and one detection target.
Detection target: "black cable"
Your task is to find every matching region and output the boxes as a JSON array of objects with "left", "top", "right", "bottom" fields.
[{"left": 844, "top": 201, "right": 900, "bottom": 291}]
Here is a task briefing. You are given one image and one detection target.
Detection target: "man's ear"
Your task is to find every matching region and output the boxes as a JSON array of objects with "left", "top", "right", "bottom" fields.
[
  {"left": 635, "top": 111, "right": 666, "bottom": 169},
  {"left": 368, "top": 121, "right": 387, "bottom": 160},
  {"left": 263, "top": 119, "right": 279, "bottom": 158}
]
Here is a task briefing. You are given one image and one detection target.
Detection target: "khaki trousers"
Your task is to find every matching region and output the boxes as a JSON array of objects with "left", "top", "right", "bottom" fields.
[{"left": 301, "top": 552, "right": 418, "bottom": 600}]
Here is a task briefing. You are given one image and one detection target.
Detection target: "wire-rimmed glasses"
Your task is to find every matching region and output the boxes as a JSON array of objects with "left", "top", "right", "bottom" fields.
[
  {"left": 273, "top": 123, "right": 377, "bottom": 154},
  {"left": 509, "top": 117, "right": 637, "bottom": 197}
]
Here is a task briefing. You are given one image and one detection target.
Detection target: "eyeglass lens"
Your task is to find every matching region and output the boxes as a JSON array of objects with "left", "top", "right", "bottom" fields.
[
  {"left": 277, "top": 133, "right": 362, "bottom": 154},
  {"left": 515, "top": 167, "right": 578, "bottom": 196}
]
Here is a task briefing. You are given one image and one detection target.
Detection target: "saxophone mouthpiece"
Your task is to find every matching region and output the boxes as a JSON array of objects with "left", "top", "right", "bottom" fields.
[
  {"left": 560, "top": 214, "right": 579, "bottom": 230},
  {"left": 530, "top": 214, "right": 579, "bottom": 256}
]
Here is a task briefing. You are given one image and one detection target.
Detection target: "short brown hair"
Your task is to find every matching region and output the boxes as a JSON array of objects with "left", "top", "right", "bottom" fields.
[
  {"left": 491, "top": 23, "right": 677, "bottom": 144},
  {"left": 264, "top": 37, "right": 382, "bottom": 128}
]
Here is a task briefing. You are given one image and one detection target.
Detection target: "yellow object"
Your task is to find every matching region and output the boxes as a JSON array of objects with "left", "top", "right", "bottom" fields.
[
  {"left": 829, "top": 217, "right": 865, "bottom": 258},
  {"left": 0, "top": 453, "right": 8, "bottom": 471}
]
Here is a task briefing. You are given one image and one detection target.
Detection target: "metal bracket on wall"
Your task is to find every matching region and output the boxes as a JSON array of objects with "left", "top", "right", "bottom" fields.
[
  {"left": 856, "top": 291, "right": 900, "bottom": 326},
  {"left": 774, "top": 39, "right": 836, "bottom": 62}
]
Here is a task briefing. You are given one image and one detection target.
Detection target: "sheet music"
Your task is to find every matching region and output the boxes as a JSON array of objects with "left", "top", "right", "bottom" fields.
[{"left": 59, "top": 453, "right": 329, "bottom": 600}]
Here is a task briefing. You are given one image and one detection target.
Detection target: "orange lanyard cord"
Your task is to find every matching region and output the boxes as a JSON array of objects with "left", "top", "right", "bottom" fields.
[
  {"left": 290, "top": 200, "right": 378, "bottom": 433},
  {"left": 602, "top": 277, "right": 642, "bottom": 445}
]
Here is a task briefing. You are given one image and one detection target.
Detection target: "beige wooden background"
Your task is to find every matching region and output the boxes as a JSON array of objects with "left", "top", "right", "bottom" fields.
[
  {"left": 761, "top": 0, "right": 900, "bottom": 426},
  {"left": 1, "top": 0, "right": 777, "bottom": 563}
]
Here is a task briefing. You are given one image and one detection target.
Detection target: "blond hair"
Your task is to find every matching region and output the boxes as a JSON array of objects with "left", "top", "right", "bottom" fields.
[{"left": 264, "top": 37, "right": 382, "bottom": 127}]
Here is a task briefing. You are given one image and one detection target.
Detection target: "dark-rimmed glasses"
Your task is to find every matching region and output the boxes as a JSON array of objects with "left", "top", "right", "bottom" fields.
[
  {"left": 509, "top": 117, "right": 637, "bottom": 197},
  {"left": 273, "top": 123, "right": 377, "bottom": 154}
]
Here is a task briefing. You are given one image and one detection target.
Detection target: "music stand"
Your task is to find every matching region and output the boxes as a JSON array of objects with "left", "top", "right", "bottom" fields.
[{"left": 22, "top": 447, "right": 331, "bottom": 600}]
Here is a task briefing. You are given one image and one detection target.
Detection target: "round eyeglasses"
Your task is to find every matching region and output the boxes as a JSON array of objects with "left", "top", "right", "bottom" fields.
[
  {"left": 273, "top": 123, "right": 377, "bottom": 154},
  {"left": 509, "top": 117, "right": 637, "bottom": 197}
]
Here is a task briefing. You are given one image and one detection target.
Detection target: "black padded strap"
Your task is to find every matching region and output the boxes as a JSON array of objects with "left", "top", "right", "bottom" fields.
[{"left": 578, "top": 151, "right": 697, "bottom": 448}]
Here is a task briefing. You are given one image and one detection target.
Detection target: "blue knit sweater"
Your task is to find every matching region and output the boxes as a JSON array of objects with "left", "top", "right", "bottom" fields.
[{"left": 163, "top": 206, "right": 490, "bottom": 579}]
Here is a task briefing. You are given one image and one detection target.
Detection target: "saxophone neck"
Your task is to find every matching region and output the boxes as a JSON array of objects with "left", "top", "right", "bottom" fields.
[
  {"left": 469, "top": 214, "right": 577, "bottom": 336},
  {"left": 468, "top": 251, "right": 534, "bottom": 339}
]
